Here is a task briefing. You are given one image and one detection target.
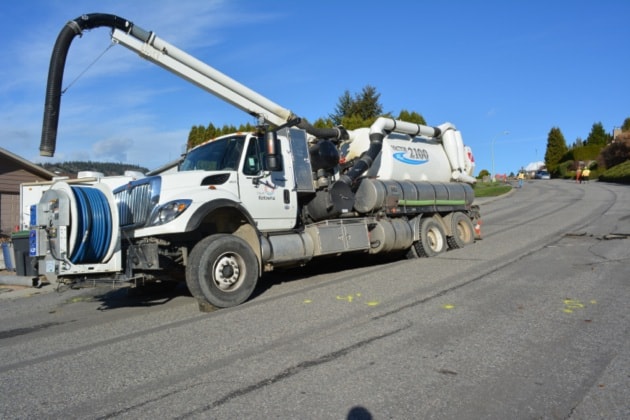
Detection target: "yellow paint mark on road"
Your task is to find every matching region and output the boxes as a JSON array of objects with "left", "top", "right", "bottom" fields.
[
  {"left": 305, "top": 293, "right": 379, "bottom": 306},
  {"left": 562, "top": 298, "right": 596, "bottom": 314},
  {"left": 564, "top": 299, "right": 584, "bottom": 309},
  {"left": 336, "top": 293, "right": 380, "bottom": 306},
  {"left": 442, "top": 304, "right": 455, "bottom": 310}
]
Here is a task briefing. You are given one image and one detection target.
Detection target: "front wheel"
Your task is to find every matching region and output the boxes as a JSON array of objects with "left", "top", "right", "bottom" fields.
[{"left": 186, "top": 234, "right": 259, "bottom": 308}]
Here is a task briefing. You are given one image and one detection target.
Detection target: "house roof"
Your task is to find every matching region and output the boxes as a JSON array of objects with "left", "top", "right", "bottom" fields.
[{"left": 0, "top": 146, "right": 56, "bottom": 179}]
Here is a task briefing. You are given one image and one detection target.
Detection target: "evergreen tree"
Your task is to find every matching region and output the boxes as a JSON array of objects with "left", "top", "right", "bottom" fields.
[
  {"left": 352, "top": 85, "right": 382, "bottom": 121},
  {"left": 621, "top": 117, "right": 630, "bottom": 132},
  {"left": 241, "top": 122, "right": 255, "bottom": 132},
  {"left": 39, "top": 161, "right": 148, "bottom": 176},
  {"left": 397, "top": 109, "right": 426, "bottom": 125},
  {"left": 544, "top": 127, "right": 568, "bottom": 174},
  {"left": 187, "top": 85, "right": 429, "bottom": 143},
  {"left": 206, "top": 123, "right": 219, "bottom": 139},
  {"left": 187, "top": 125, "right": 205, "bottom": 149},
  {"left": 341, "top": 114, "right": 371, "bottom": 130},
  {"left": 329, "top": 90, "right": 353, "bottom": 125},
  {"left": 330, "top": 85, "right": 383, "bottom": 129},
  {"left": 585, "top": 122, "right": 610, "bottom": 146},
  {"left": 313, "top": 117, "right": 334, "bottom": 128}
]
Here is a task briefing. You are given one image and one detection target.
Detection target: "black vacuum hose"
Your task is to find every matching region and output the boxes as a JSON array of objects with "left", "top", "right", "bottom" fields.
[{"left": 40, "top": 13, "right": 133, "bottom": 157}]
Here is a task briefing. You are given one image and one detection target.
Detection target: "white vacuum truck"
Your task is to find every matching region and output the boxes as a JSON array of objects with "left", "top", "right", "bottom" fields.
[{"left": 32, "top": 13, "right": 480, "bottom": 310}]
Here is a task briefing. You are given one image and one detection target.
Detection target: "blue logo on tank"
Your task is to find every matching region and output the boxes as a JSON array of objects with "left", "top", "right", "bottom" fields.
[{"left": 393, "top": 152, "right": 429, "bottom": 165}]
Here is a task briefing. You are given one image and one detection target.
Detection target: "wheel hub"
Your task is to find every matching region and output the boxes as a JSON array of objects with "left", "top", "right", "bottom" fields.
[{"left": 214, "top": 255, "right": 241, "bottom": 290}]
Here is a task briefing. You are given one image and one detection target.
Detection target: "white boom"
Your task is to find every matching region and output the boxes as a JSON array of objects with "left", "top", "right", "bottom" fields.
[{"left": 111, "top": 29, "right": 295, "bottom": 127}]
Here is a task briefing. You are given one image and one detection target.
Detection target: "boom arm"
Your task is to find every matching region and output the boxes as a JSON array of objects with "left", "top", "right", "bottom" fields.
[{"left": 110, "top": 28, "right": 295, "bottom": 127}]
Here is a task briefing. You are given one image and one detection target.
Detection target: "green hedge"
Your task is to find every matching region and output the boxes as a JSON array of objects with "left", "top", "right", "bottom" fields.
[{"left": 599, "top": 160, "right": 630, "bottom": 184}]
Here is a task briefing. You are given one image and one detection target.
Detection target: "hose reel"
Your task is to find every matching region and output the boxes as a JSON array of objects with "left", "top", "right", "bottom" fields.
[
  {"left": 38, "top": 182, "right": 120, "bottom": 266},
  {"left": 69, "top": 186, "right": 113, "bottom": 264}
]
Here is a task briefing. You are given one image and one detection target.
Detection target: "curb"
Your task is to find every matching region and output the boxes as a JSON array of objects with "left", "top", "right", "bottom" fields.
[
  {"left": 474, "top": 187, "right": 515, "bottom": 205},
  {"left": 0, "top": 273, "right": 39, "bottom": 287}
]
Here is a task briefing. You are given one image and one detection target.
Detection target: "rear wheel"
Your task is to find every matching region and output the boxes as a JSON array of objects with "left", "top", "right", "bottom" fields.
[
  {"left": 408, "top": 217, "right": 447, "bottom": 258},
  {"left": 447, "top": 212, "right": 475, "bottom": 249},
  {"left": 186, "top": 234, "right": 259, "bottom": 308}
]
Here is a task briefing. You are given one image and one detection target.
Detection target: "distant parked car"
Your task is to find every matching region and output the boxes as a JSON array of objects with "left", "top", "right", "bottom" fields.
[{"left": 535, "top": 170, "right": 551, "bottom": 180}]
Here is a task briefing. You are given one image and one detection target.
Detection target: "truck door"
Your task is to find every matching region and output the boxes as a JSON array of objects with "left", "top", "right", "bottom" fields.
[{"left": 238, "top": 135, "right": 297, "bottom": 231}]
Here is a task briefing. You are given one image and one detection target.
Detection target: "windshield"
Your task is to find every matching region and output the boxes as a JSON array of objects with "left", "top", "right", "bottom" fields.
[{"left": 179, "top": 136, "right": 246, "bottom": 171}]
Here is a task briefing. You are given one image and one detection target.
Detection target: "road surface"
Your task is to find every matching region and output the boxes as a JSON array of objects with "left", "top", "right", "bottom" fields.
[{"left": 1, "top": 179, "right": 628, "bottom": 419}]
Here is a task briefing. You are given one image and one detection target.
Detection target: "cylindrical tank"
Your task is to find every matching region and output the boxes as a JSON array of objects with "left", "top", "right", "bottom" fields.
[
  {"left": 354, "top": 178, "right": 474, "bottom": 214},
  {"left": 304, "top": 181, "right": 355, "bottom": 222},
  {"left": 368, "top": 219, "right": 414, "bottom": 254},
  {"left": 260, "top": 232, "right": 315, "bottom": 264}
]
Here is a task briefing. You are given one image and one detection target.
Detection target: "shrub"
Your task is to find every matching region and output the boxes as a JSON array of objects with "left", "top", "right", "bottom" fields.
[
  {"left": 598, "top": 133, "right": 630, "bottom": 169},
  {"left": 599, "top": 160, "right": 630, "bottom": 184},
  {"left": 556, "top": 160, "right": 574, "bottom": 179}
]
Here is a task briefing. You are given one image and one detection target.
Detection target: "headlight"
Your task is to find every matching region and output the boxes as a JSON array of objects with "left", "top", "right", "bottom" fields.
[{"left": 149, "top": 200, "right": 191, "bottom": 226}]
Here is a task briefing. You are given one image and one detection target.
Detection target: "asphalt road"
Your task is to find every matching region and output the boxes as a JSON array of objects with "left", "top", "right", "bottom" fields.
[{"left": 1, "top": 179, "right": 629, "bottom": 419}]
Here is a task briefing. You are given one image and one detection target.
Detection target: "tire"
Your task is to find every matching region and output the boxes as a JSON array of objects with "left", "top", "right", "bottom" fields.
[
  {"left": 410, "top": 217, "right": 447, "bottom": 258},
  {"left": 186, "top": 234, "right": 259, "bottom": 308},
  {"left": 446, "top": 212, "right": 475, "bottom": 249}
]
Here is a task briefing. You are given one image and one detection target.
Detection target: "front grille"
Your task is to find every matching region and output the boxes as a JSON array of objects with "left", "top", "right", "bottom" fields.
[{"left": 114, "top": 177, "right": 161, "bottom": 228}]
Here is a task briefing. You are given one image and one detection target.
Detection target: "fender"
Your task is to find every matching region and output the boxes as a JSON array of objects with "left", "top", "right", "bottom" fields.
[
  {"left": 185, "top": 198, "right": 263, "bottom": 275},
  {"left": 185, "top": 198, "right": 258, "bottom": 233}
]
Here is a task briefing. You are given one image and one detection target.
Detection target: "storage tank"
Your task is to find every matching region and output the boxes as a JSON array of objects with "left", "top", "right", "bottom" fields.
[
  {"left": 354, "top": 178, "right": 474, "bottom": 214},
  {"left": 341, "top": 128, "right": 454, "bottom": 183}
]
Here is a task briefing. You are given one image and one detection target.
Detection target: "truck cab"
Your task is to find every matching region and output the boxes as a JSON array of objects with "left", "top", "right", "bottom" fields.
[{"left": 175, "top": 131, "right": 300, "bottom": 232}]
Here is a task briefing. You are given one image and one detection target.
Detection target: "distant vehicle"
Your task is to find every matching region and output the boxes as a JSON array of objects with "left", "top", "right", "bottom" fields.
[{"left": 535, "top": 170, "right": 551, "bottom": 180}]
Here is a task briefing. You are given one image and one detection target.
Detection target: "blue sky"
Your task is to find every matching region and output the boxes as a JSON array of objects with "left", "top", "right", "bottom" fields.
[{"left": 1, "top": 0, "right": 628, "bottom": 175}]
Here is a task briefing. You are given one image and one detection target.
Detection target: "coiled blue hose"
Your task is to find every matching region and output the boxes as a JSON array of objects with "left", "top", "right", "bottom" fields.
[{"left": 70, "top": 186, "right": 112, "bottom": 264}]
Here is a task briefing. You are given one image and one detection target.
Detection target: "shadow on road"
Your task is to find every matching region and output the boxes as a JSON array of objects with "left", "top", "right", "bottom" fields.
[
  {"left": 67, "top": 281, "right": 193, "bottom": 311},
  {"left": 76, "top": 252, "right": 406, "bottom": 311},
  {"left": 249, "top": 252, "right": 406, "bottom": 301}
]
